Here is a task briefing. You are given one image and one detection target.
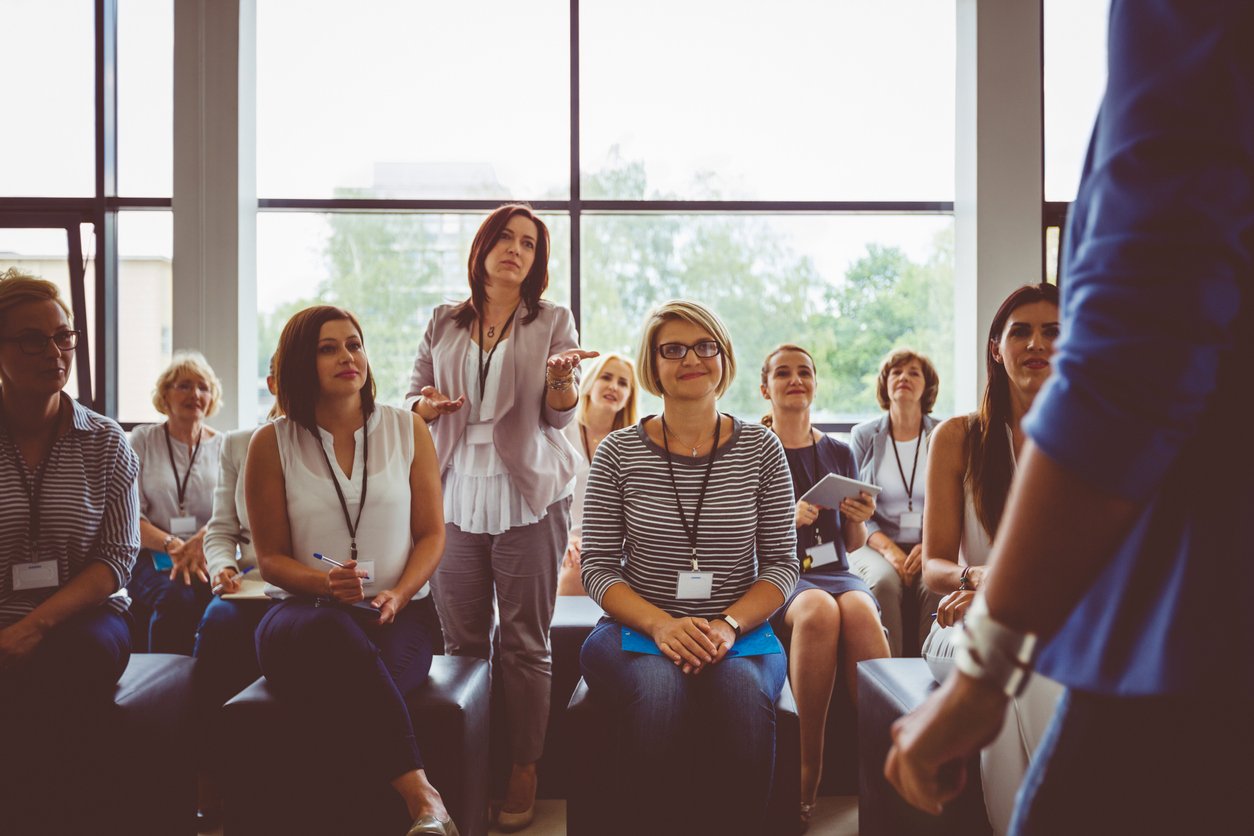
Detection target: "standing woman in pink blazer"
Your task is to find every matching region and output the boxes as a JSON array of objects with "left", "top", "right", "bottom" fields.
[{"left": 406, "top": 203, "right": 594, "bottom": 831}]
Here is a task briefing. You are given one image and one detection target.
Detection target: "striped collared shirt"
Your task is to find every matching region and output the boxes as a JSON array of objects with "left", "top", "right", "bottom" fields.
[{"left": 1, "top": 395, "right": 140, "bottom": 627}]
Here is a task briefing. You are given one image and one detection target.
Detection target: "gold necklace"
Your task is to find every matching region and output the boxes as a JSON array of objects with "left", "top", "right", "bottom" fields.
[{"left": 662, "top": 416, "right": 717, "bottom": 456}]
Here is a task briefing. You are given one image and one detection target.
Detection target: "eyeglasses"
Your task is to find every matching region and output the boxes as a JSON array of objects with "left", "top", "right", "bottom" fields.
[
  {"left": 656, "top": 340, "right": 721, "bottom": 361},
  {"left": 171, "top": 380, "right": 212, "bottom": 394},
  {"left": 0, "top": 330, "right": 80, "bottom": 355}
]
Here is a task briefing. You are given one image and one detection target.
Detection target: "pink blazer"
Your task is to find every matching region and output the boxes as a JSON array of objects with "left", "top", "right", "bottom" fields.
[{"left": 406, "top": 300, "right": 581, "bottom": 518}]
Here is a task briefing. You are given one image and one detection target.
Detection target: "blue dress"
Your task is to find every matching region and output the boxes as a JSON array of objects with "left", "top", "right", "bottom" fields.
[{"left": 775, "top": 434, "right": 874, "bottom": 620}]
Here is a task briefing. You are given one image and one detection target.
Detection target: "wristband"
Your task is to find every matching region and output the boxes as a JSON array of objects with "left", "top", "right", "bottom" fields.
[
  {"left": 959, "top": 565, "right": 971, "bottom": 590},
  {"left": 162, "top": 534, "right": 177, "bottom": 551},
  {"left": 546, "top": 373, "right": 574, "bottom": 391},
  {"left": 954, "top": 594, "right": 1037, "bottom": 697},
  {"left": 710, "top": 613, "right": 741, "bottom": 637}
]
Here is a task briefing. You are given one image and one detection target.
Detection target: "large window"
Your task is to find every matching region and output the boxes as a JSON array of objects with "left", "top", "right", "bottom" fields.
[{"left": 257, "top": 0, "right": 957, "bottom": 429}]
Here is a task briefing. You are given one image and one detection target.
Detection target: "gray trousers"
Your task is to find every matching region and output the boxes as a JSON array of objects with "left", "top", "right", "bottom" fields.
[
  {"left": 849, "top": 545, "right": 940, "bottom": 658},
  {"left": 432, "top": 496, "right": 570, "bottom": 764}
]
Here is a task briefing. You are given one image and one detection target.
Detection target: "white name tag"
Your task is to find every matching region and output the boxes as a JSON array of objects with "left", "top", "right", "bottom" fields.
[
  {"left": 12, "top": 559, "right": 60, "bottom": 591},
  {"left": 804, "top": 540, "right": 842, "bottom": 571},
  {"left": 899, "top": 511, "right": 922, "bottom": 541},
  {"left": 676, "top": 571, "right": 714, "bottom": 600},
  {"left": 169, "top": 515, "right": 198, "bottom": 538},
  {"left": 465, "top": 422, "right": 495, "bottom": 445},
  {"left": 356, "top": 559, "right": 376, "bottom": 589}
]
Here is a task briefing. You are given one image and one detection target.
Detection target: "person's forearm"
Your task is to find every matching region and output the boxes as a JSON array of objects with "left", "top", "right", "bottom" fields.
[
  {"left": 843, "top": 519, "right": 869, "bottom": 553},
  {"left": 983, "top": 441, "right": 1138, "bottom": 637},
  {"left": 601, "top": 582, "right": 678, "bottom": 634},
  {"left": 723, "top": 580, "right": 786, "bottom": 632},
  {"left": 392, "top": 530, "right": 445, "bottom": 600},
  {"left": 139, "top": 517, "right": 175, "bottom": 551},
  {"left": 922, "top": 557, "right": 965, "bottom": 594},
  {"left": 545, "top": 383, "right": 578, "bottom": 412},
  {"left": 21, "top": 562, "right": 119, "bottom": 634}
]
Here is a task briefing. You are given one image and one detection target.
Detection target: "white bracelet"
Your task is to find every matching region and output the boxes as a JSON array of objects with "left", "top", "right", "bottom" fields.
[{"left": 954, "top": 593, "right": 1037, "bottom": 697}]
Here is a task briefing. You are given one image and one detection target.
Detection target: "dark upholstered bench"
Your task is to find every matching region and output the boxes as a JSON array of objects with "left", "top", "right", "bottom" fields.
[
  {"left": 564, "top": 675, "right": 802, "bottom": 836},
  {"left": 220, "top": 655, "right": 491, "bottom": 836},
  {"left": 857, "top": 658, "right": 991, "bottom": 836},
  {"left": 538, "top": 595, "right": 604, "bottom": 798}
]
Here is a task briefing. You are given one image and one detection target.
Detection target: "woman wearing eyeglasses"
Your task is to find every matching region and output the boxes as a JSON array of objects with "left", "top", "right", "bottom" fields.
[
  {"left": 127, "top": 351, "right": 225, "bottom": 654},
  {"left": 405, "top": 204, "right": 594, "bottom": 829},
  {"left": 0, "top": 268, "right": 140, "bottom": 831},
  {"left": 579, "top": 301, "right": 798, "bottom": 836}
]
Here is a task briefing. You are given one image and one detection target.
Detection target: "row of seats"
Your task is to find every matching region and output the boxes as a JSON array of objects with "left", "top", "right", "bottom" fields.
[{"left": 114, "top": 598, "right": 985, "bottom": 835}]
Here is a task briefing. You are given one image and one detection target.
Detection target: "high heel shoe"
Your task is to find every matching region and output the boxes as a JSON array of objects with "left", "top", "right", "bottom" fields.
[
  {"left": 496, "top": 804, "right": 535, "bottom": 832},
  {"left": 799, "top": 800, "right": 816, "bottom": 834},
  {"left": 406, "top": 813, "right": 460, "bottom": 836}
]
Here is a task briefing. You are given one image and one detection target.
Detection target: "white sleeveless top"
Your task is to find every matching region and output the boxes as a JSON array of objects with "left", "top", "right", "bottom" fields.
[
  {"left": 269, "top": 404, "right": 429, "bottom": 600},
  {"left": 959, "top": 425, "right": 1016, "bottom": 568},
  {"left": 443, "top": 338, "right": 571, "bottom": 534}
]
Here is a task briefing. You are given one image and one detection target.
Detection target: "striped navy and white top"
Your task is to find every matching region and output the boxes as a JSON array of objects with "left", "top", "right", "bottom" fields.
[
  {"left": 580, "top": 415, "right": 799, "bottom": 618},
  {"left": 0, "top": 395, "right": 140, "bottom": 628}
]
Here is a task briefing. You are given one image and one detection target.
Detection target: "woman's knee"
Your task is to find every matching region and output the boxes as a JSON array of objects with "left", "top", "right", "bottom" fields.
[
  {"left": 787, "top": 589, "right": 841, "bottom": 635},
  {"left": 837, "top": 591, "right": 884, "bottom": 631}
]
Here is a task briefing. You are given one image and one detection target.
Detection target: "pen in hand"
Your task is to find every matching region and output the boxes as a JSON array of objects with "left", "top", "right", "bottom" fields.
[
  {"left": 314, "top": 552, "right": 370, "bottom": 580},
  {"left": 211, "top": 565, "right": 255, "bottom": 595}
]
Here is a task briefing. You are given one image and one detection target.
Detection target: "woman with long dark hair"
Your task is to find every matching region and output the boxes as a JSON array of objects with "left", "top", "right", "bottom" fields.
[
  {"left": 919, "top": 282, "right": 1065, "bottom": 835},
  {"left": 406, "top": 204, "right": 594, "bottom": 830}
]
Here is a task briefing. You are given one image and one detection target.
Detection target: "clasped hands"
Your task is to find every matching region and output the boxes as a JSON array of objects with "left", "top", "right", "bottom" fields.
[
  {"left": 324, "top": 559, "right": 405, "bottom": 625},
  {"left": 651, "top": 615, "right": 737, "bottom": 675},
  {"left": 168, "top": 530, "right": 208, "bottom": 586}
]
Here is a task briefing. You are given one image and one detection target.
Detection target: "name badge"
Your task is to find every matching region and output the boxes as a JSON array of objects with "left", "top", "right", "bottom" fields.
[
  {"left": 676, "top": 571, "right": 714, "bottom": 600},
  {"left": 356, "top": 559, "right": 376, "bottom": 589},
  {"left": 13, "top": 559, "right": 60, "bottom": 591},
  {"left": 899, "top": 511, "right": 922, "bottom": 541},
  {"left": 169, "top": 515, "right": 198, "bottom": 538},
  {"left": 466, "top": 422, "right": 495, "bottom": 446},
  {"left": 802, "top": 540, "right": 843, "bottom": 572}
]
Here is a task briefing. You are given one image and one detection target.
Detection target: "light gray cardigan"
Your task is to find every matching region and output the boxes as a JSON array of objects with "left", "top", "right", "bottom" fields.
[
  {"left": 848, "top": 412, "right": 940, "bottom": 541},
  {"left": 405, "top": 300, "right": 581, "bottom": 518}
]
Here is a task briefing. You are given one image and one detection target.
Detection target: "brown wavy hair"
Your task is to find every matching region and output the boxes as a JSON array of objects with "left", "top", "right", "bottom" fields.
[
  {"left": 451, "top": 204, "right": 550, "bottom": 329},
  {"left": 274, "top": 306, "right": 376, "bottom": 432},
  {"left": 759, "top": 343, "right": 814, "bottom": 428},
  {"left": 967, "top": 283, "right": 1060, "bottom": 538},
  {"left": 875, "top": 348, "right": 939, "bottom": 414}
]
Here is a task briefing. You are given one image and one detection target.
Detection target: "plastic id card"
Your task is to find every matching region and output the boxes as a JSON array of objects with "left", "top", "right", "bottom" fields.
[{"left": 621, "top": 622, "right": 783, "bottom": 658}]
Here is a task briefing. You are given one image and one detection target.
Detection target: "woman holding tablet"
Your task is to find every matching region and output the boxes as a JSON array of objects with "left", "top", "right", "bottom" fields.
[
  {"left": 246, "top": 305, "right": 458, "bottom": 836},
  {"left": 760, "top": 344, "right": 888, "bottom": 830},
  {"left": 579, "top": 302, "right": 798, "bottom": 836}
]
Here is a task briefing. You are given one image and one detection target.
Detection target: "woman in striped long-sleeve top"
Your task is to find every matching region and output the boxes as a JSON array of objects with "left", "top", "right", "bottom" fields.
[{"left": 579, "top": 300, "right": 798, "bottom": 836}]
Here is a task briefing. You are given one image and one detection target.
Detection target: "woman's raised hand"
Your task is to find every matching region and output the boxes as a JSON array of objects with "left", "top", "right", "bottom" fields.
[
  {"left": 419, "top": 385, "right": 465, "bottom": 417},
  {"left": 546, "top": 349, "right": 599, "bottom": 380}
]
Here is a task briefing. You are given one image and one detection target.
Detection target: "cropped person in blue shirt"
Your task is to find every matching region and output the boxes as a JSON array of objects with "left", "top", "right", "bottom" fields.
[{"left": 886, "top": 2, "right": 1254, "bottom": 833}]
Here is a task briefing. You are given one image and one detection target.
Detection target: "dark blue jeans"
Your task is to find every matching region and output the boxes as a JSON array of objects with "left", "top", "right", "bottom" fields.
[
  {"left": 580, "top": 617, "right": 788, "bottom": 834},
  {"left": 129, "top": 550, "right": 211, "bottom": 654},
  {"left": 0, "top": 606, "right": 131, "bottom": 834},
  {"left": 193, "top": 596, "right": 274, "bottom": 769},
  {"left": 256, "top": 596, "right": 436, "bottom": 783},
  {"left": 1010, "top": 687, "right": 1254, "bottom": 835}
]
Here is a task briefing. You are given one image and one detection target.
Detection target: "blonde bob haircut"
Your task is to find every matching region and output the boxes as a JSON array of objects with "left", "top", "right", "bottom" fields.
[
  {"left": 635, "top": 300, "right": 736, "bottom": 399},
  {"left": 575, "top": 351, "right": 639, "bottom": 432},
  {"left": 152, "top": 349, "right": 223, "bottom": 417},
  {"left": 0, "top": 267, "right": 73, "bottom": 326}
]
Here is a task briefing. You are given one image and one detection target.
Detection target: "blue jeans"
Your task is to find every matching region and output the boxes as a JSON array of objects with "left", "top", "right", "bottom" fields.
[
  {"left": 580, "top": 617, "right": 788, "bottom": 834},
  {"left": 129, "top": 551, "right": 211, "bottom": 654},
  {"left": 1010, "top": 688, "right": 1254, "bottom": 835},
  {"left": 256, "top": 596, "right": 436, "bottom": 783},
  {"left": 193, "top": 596, "right": 274, "bottom": 769},
  {"left": 0, "top": 606, "right": 131, "bottom": 833}
]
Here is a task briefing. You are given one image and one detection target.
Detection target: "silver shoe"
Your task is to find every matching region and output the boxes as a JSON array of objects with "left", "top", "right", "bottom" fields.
[{"left": 406, "top": 813, "right": 461, "bottom": 836}]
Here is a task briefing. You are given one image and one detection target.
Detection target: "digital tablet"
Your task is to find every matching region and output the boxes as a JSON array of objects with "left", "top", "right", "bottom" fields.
[{"left": 798, "top": 473, "right": 882, "bottom": 509}]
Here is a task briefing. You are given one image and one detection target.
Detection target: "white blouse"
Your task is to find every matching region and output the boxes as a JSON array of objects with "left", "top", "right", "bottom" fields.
[
  {"left": 443, "top": 338, "right": 571, "bottom": 535},
  {"left": 270, "top": 404, "right": 429, "bottom": 600},
  {"left": 130, "top": 422, "right": 225, "bottom": 533}
]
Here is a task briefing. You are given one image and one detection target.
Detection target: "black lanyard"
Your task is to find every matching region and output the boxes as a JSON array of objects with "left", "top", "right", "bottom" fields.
[
  {"left": 477, "top": 305, "right": 520, "bottom": 403},
  {"left": 313, "top": 416, "right": 369, "bottom": 562},
  {"left": 660, "top": 413, "right": 722, "bottom": 571},
  {"left": 163, "top": 422, "right": 203, "bottom": 516},
  {"left": 781, "top": 429, "right": 824, "bottom": 548},
  {"left": 888, "top": 417, "right": 924, "bottom": 512},
  {"left": 4, "top": 399, "right": 64, "bottom": 559}
]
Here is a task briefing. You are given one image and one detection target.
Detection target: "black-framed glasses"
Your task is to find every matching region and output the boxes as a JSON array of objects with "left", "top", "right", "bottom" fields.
[
  {"left": 656, "top": 340, "right": 721, "bottom": 360},
  {"left": 0, "top": 330, "right": 81, "bottom": 355}
]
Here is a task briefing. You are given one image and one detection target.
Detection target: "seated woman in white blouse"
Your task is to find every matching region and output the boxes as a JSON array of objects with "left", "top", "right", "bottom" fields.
[{"left": 245, "top": 305, "right": 458, "bottom": 836}]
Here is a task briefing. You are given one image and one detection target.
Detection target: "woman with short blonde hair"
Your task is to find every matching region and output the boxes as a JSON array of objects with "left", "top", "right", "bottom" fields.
[{"left": 127, "top": 349, "right": 225, "bottom": 654}]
